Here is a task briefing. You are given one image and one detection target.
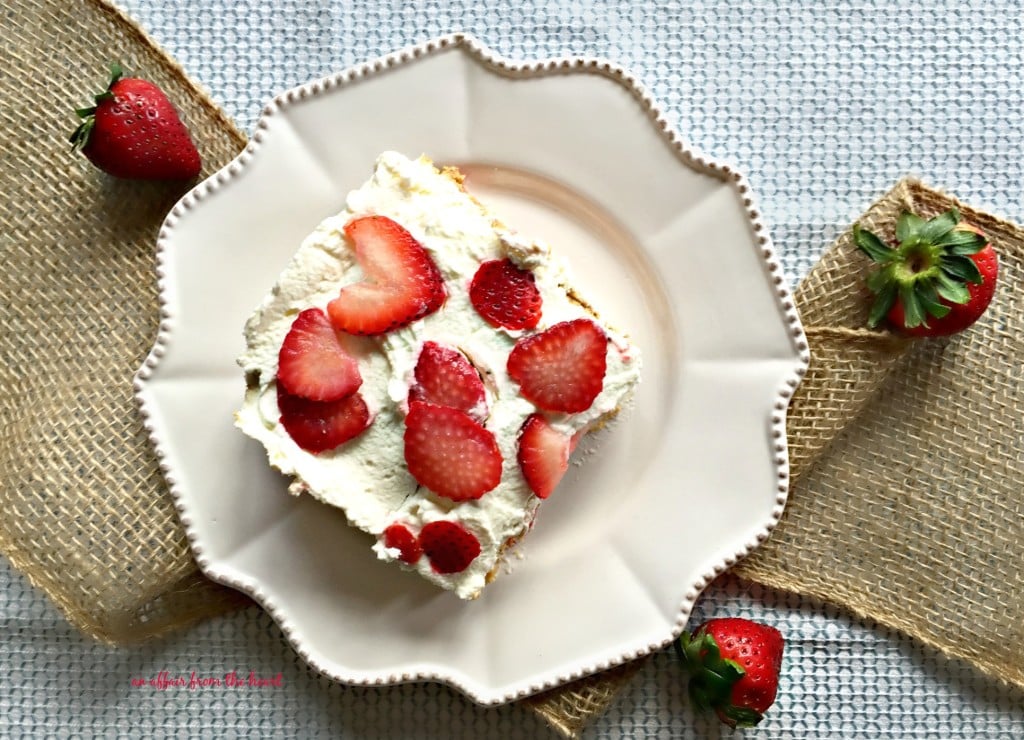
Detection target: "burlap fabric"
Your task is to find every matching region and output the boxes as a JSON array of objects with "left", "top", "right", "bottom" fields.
[{"left": 4, "top": 3, "right": 1024, "bottom": 737}]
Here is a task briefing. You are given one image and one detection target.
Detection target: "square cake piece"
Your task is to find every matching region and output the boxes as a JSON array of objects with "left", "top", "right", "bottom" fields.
[{"left": 235, "top": 152, "right": 641, "bottom": 599}]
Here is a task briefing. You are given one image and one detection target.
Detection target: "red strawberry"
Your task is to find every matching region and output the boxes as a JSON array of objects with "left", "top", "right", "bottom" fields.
[
  {"left": 517, "top": 414, "right": 570, "bottom": 498},
  {"left": 418, "top": 520, "right": 481, "bottom": 574},
  {"left": 277, "top": 308, "right": 362, "bottom": 401},
  {"left": 403, "top": 401, "right": 502, "bottom": 501},
  {"left": 507, "top": 319, "right": 607, "bottom": 413},
  {"left": 276, "top": 386, "right": 371, "bottom": 453},
  {"left": 677, "top": 618, "right": 785, "bottom": 728},
  {"left": 70, "top": 62, "right": 201, "bottom": 180},
  {"left": 469, "top": 259, "right": 543, "bottom": 330},
  {"left": 408, "top": 341, "right": 487, "bottom": 418},
  {"left": 327, "top": 216, "right": 446, "bottom": 335},
  {"left": 381, "top": 523, "right": 422, "bottom": 565},
  {"left": 854, "top": 208, "right": 998, "bottom": 336}
]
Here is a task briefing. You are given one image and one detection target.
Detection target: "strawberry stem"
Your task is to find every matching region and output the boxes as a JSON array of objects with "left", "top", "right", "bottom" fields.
[
  {"left": 853, "top": 208, "right": 986, "bottom": 329},
  {"left": 676, "top": 630, "right": 759, "bottom": 726}
]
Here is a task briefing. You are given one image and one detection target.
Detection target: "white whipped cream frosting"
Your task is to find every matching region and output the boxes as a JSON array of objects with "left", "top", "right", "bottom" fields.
[{"left": 236, "top": 152, "right": 641, "bottom": 599}]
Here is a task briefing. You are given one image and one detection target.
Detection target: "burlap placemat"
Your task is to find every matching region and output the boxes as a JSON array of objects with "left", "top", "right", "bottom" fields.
[
  {"left": 735, "top": 178, "right": 1024, "bottom": 686},
  {"left": 530, "top": 178, "right": 1024, "bottom": 736},
  {"left": 4, "top": 3, "right": 1023, "bottom": 736}
]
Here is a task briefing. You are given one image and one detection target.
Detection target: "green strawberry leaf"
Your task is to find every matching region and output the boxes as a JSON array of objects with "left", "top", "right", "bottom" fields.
[
  {"left": 681, "top": 631, "right": 708, "bottom": 665},
  {"left": 868, "top": 280, "right": 898, "bottom": 328},
  {"left": 941, "top": 255, "right": 983, "bottom": 284},
  {"left": 853, "top": 225, "right": 895, "bottom": 263},
  {"left": 899, "top": 282, "right": 926, "bottom": 328},
  {"left": 69, "top": 118, "right": 94, "bottom": 150},
  {"left": 695, "top": 661, "right": 740, "bottom": 701},
  {"left": 917, "top": 281, "right": 951, "bottom": 320},
  {"left": 918, "top": 208, "right": 960, "bottom": 243},
  {"left": 933, "top": 228, "right": 985, "bottom": 251},
  {"left": 935, "top": 272, "right": 971, "bottom": 305},
  {"left": 949, "top": 236, "right": 988, "bottom": 256},
  {"left": 865, "top": 263, "right": 898, "bottom": 294},
  {"left": 678, "top": 631, "right": 748, "bottom": 716},
  {"left": 896, "top": 212, "right": 926, "bottom": 243}
]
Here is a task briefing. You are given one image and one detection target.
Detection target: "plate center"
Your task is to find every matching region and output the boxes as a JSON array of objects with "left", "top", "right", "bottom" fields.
[{"left": 454, "top": 162, "right": 678, "bottom": 549}]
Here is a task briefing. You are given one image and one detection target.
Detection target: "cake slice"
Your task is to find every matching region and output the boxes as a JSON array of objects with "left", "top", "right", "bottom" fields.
[{"left": 235, "top": 152, "right": 641, "bottom": 599}]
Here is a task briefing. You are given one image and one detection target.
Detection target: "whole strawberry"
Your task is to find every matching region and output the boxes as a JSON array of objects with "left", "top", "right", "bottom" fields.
[
  {"left": 853, "top": 208, "right": 998, "bottom": 336},
  {"left": 676, "top": 617, "right": 784, "bottom": 728},
  {"left": 70, "top": 62, "right": 201, "bottom": 180}
]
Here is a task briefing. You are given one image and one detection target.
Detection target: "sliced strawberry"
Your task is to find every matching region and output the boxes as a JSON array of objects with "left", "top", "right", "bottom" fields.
[
  {"left": 327, "top": 216, "right": 446, "bottom": 335},
  {"left": 277, "top": 386, "right": 371, "bottom": 453},
  {"left": 277, "top": 308, "right": 362, "bottom": 401},
  {"left": 408, "top": 341, "right": 487, "bottom": 418},
  {"left": 403, "top": 401, "right": 502, "bottom": 501},
  {"left": 381, "top": 523, "right": 422, "bottom": 564},
  {"left": 517, "top": 414, "right": 571, "bottom": 498},
  {"left": 418, "top": 520, "right": 481, "bottom": 574},
  {"left": 507, "top": 319, "right": 608, "bottom": 413},
  {"left": 469, "top": 259, "right": 542, "bottom": 330}
]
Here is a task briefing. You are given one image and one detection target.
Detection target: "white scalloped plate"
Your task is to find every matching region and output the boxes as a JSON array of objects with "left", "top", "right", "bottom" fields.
[{"left": 135, "top": 34, "right": 808, "bottom": 705}]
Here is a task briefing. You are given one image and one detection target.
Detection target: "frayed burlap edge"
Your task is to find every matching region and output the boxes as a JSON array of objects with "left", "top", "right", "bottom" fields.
[{"left": 523, "top": 660, "right": 647, "bottom": 738}]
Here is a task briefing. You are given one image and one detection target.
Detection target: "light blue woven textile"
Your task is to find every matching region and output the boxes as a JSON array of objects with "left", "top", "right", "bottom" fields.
[{"left": 4, "top": 1, "right": 1024, "bottom": 736}]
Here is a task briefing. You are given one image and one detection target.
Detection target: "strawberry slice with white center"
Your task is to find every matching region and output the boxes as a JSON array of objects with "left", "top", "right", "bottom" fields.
[
  {"left": 517, "top": 414, "right": 571, "bottom": 499},
  {"left": 418, "top": 520, "right": 481, "bottom": 574},
  {"left": 381, "top": 523, "right": 422, "bottom": 564},
  {"left": 506, "top": 318, "right": 608, "bottom": 413},
  {"left": 276, "top": 307, "right": 362, "bottom": 401},
  {"left": 327, "top": 215, "right": 446, "bottom": 335},
  {"left": 276, "top": 386, "right": 371, "bottom": 453},
  {"left": 403, "top": 401, "right": 502, "bottom": 501},
  {"left": 408, "top": 341, "right": 487, "bottom": 419},
  {"left": 469, "top": 258, "right": 543, "bottom": 330}
]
